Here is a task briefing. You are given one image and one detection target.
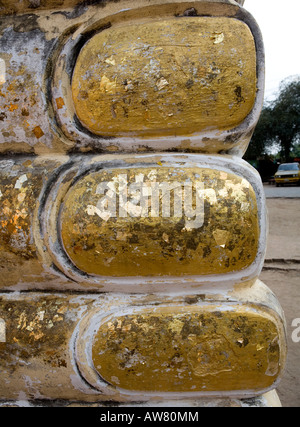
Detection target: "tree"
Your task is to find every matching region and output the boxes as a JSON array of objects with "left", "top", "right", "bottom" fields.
[
  {"left": 245, "top": 76, "right": 300, "bottom": 161},
  {"left": 244, "top": 105, "right": 274, "bottom": 159}
]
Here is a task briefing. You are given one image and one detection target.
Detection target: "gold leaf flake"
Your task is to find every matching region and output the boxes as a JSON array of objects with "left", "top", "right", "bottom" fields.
[{"left": 212, "top": 32, "right": 224, "bottom": 44}]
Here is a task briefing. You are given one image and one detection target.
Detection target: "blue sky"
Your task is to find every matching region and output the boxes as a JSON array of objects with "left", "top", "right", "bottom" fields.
[{"left": 245, "top": 0, "right": 300, "bottom": 101}]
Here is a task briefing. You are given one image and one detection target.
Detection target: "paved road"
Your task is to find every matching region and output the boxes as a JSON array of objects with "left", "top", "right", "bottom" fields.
[{"left": 263, "top": 184, "right": 300, "bottom": 198}]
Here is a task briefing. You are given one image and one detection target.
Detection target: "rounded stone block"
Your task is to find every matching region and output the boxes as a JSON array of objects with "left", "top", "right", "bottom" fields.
[
  {"left": 92, "top": 308, "right": 280, "bottom": 392},
  {"left": 39, "top": 153, "right": 267, "bottom": 290},
  {"left": 60, "top": 166, "right": 259, "bottom": 277},
  {"left": 51, "top": 1, "right": 264, "bottom": 155},
  {"left": 0, "top": 154, "right": 266, "bottom": 292},
  {"left": 74, "top": 284, "right": 287, "bottom": 396},
  {"left": 0, "top": 281, "right": 288, "bottom": 400},
  {"left": 72, "top": 17, "right": 256, "bottom": 138}
]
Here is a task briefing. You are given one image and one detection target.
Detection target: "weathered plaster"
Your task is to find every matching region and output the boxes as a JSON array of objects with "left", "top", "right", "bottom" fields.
[
  {"left": 0, "top": 153, "right": 267, "bottom": 292},
  {"left": 0, "top": 154, "right": 267, "bottom": 292},
  {"left": 0, "top": 280, "right": 287, "bottom": 401},
  {"left": 0, "top": 0, "right": 264, "bottom": 155},
  {"left": 0, "top": 0, "right": 287, "bottom": 407},
  {"left": 0, "top": 1, "right": 246, "bottom": 17}
]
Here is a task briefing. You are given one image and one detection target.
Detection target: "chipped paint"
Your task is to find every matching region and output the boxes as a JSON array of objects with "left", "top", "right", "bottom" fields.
[
  {"left": 0, "top": 156, "right": 72, "bottom": 290},
  {"left": 55, "top": 97, "right": 65, "bottom": 110},
  {"left": 32, "top": 126, "right": 44, "bottom": 139},
  {"left": 14, "top": 174, "right": 27, "bottom": 189}
]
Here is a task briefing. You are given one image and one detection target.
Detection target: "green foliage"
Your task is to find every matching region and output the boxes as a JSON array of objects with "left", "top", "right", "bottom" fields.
[
  {"left": 245, "top": 106, "right": 274, "bottom": 159},
  {"left": 245, "top": 76, "right": 300, "bottom": 160}
]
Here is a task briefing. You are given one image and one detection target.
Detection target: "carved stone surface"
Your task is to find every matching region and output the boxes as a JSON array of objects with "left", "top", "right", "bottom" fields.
[
  {"left": 0, "top": 154, "right": 267, "bottom": 292},
  {"left": 60, "top": 164, "right": 259, "bottom": 277},
  {"left": 72, "top": 17, "right": 256, "bottom": 138},
  {"left": 0, "top": 0, "right": 264, "bottom": 156},
  {"left": 0, "top": 0, "right": 288, "bottom": 407},
  {"left": 91, "top": 304, "right": 282, "bottom": 393},
  {"left": 0, "top": 280, "right": 287, "bottom": 401},
  {"left": 0, "top": 391, "right": 284, "bottom": 408}
]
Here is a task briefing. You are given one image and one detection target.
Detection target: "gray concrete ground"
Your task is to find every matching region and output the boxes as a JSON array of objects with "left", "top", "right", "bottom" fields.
[
  {"left": 261, "top": 186, "right": 300, "bottom": 407},
  {"left": 264, "top": 183, "right": 300, "bottom": 199}
]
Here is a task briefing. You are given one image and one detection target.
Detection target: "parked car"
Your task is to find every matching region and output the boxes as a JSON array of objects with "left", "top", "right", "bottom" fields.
[{"left": 274, "top": 163, "right": 300, "bottom": 186}]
